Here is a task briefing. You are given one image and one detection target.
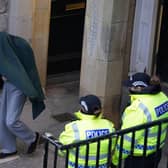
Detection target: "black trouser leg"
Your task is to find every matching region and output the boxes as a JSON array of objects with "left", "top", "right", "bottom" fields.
[{"left": 124, "top": 150, "right": 162, "bottom": 168}]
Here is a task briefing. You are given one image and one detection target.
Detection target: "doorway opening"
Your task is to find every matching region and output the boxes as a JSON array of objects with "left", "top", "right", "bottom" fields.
[
  {"left": 47, "top": 0, "right": 86, "bottom": 81},
  {"left": 156, "top": 2, "right": 168, "bottom": 82}
]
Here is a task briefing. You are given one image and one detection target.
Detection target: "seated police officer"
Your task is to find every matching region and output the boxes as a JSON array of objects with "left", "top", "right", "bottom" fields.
[{"left": 59, "top": 94, "right": 116, "bottom": 168}]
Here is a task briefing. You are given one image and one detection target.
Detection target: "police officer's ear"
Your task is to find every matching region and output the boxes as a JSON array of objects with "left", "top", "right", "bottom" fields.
[
  {"left": 150, "top": 75, "right": 160, "bottom": 85},
  {"left": 93, "top": 106, "right": 101, "bottom": 116}
]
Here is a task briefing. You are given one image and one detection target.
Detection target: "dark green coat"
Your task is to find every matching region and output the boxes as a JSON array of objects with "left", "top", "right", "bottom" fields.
[{"left": 0, "top": 32, "right": 45, "bottom": 119}]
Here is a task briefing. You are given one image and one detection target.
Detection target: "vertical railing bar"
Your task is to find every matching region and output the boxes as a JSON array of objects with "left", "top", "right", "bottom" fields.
[
  {"left": 107, "top": 136, "right": 112, "bottom": 167},
  {"left": 142, "top": 127, "right": 148, "bottom": 168},
  {"left": 65, "top": 149, "right": 69, "bottom": 168},
  {"left": 154, "top": 123, "right": 162, "bottom": 168},
  {"left": 165, "top": 121, "right": 168, "bottom": 168},
  {"left": 84, "top": 143, "right": 89, "bottom": 167},
  {"left": 156, "top": 123, "right": 162, "bottom": 151},
  {"left": 130, "top": 131, "right": 135, "bottom": 155},
  {"left": 118, "top": 134, "right": 124, "bottom": 168},
  {"left": 54, "top": 146, "right": 58, "bottom": 168},
  {"left": 129, "top": 130, "right": 135, "bottom": 168},
  {"left": 167, "top": 154, "right": 168, "bottom": 168},
  {"left": 43, "top": 141, "right": 49, "bottom": 168},
  {"left": 96, "top": 139, "right": 101, "bottom": 167},
  {"left": 75, "top": 146, "right": 79, "bottom": 168}
]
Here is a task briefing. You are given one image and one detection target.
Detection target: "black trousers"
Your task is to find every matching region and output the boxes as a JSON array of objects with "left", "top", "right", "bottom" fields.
[{"left": 124, "top": 150, "right": 162, "bottom": 168}]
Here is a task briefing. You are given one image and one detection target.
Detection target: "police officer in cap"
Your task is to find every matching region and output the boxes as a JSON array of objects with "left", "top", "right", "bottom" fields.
[
  {"left": 112, "top": 72, "right": 168, "bottom": 168},
  {"left": 59, "top": 94, "right": 116, "bottom": 168}
]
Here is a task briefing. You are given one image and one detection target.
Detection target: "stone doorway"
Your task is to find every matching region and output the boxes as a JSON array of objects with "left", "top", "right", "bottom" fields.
[{"left": 47, "top": 0, "right": 86, "bottom": 76}]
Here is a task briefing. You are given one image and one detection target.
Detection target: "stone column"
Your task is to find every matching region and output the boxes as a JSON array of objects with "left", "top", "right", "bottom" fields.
[
  {"left": 130, "top": 0, "right": 159, "bottom": 74},
  {"left": 0, "top": 0, "right": 8, "bottom": 31},
  {"left": 80, "top": 0, "right": 132, "bottom": 126},
  {"left": 31, "top": 0, "right": 51, "bottom": 87}
]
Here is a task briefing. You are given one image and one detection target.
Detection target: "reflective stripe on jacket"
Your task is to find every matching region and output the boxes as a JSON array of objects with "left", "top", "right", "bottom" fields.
[
  {"left": 112, "top": 92, "right": 168, "bottom": 165},
  {"left": 59, "top": 111, "right": 116, "bottom": 168}
]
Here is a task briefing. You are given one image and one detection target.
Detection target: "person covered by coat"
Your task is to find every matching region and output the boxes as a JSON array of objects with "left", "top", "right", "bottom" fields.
[{"left": 0, "top": 32, "right": 45, "bottom": 159}]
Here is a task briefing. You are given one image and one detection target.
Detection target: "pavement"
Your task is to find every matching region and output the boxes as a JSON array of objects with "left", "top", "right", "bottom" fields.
[{"left": 0, "top": 72, "right": 168, "bottom": 168}]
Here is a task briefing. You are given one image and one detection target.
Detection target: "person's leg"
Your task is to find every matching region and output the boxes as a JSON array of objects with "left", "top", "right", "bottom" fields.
[
  {"left": 144, "top": 150, "right": 162, "bottom": 168},
  {"left": 124, "top": 150, "right": 162, "bottom": 168},
  {"left": 124, "top": 156, "right": 143, "bottom": 168},
  {"left": 0, "top": 82, "right": 17, "bottom": 153},
  {"left": 5, "top": 82, "right": 37, "bottom": 147}
]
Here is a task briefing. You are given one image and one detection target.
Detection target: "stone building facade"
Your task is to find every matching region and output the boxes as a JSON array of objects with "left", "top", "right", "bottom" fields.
[
  {"left": 0, "top": 0, "right": 8, "bottom": 31},
  {"left": 0, "top": 0, "right": 165, "bottom": 126}
]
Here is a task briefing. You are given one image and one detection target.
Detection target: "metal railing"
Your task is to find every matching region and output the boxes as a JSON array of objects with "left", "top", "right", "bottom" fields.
[{"left": 42, "top": 117, "right": 168, "bottom": 168}]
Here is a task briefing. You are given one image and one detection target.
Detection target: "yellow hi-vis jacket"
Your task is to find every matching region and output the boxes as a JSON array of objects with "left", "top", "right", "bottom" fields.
[
  {"left": 59, "top": 111, "right": 116, "bottom": 168},
  {"left": 112, "top": 92, "right": 168, "bottom": 166}
]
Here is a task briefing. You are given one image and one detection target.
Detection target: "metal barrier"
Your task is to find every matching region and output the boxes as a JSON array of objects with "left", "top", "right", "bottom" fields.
[{"left": 42, "top": 118, "right": 168, "bottom": 168}]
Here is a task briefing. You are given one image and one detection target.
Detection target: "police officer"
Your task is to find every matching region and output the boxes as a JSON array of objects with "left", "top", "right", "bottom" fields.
[
  {"left": 59, "top": 94, "right": 116, "bottom": 168},
  {"left": 112, "top": 72, "right": 168, "bottom": 168}
]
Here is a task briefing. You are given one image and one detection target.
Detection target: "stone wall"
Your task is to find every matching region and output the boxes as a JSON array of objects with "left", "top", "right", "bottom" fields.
[
  {"left": 8, "top": 0, "right": 33, "bottom": 43},
  {"left": 6, "top": 0, "right": 50, "bottom": 87},
  {"left": 0, "top": 0, "right": 8, "bottom": 31}
]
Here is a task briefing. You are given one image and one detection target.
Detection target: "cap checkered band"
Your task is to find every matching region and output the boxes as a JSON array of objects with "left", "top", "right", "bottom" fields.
[{"left": 132, "top": 81, "right": 148, "bottom": 87}]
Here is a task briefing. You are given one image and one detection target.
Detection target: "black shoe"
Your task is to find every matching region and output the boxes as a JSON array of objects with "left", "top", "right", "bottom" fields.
[
  {"left": 0, "top": 151, "right": 17, "bottom": 159},
  {"left": 27, "top": 132, "right": 40, "bottom": 154}
]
